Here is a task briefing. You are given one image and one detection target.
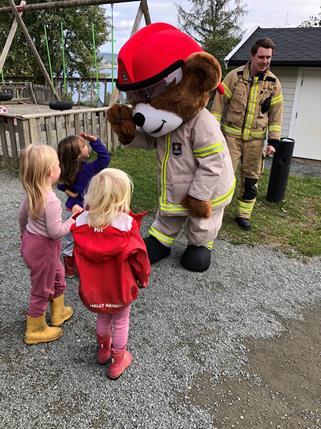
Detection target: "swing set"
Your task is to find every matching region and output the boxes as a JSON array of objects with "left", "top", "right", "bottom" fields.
[{"left": 0, "top": 0, "right": 152, "bottom": 108}]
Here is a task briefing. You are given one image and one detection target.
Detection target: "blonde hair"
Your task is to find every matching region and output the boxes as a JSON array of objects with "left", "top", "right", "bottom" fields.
[
  {"left": 19, "top": 144, "right": 58, "bottom": 218},
  {"left": 85, "top": 168, "right": 133, "bottom": 228}
]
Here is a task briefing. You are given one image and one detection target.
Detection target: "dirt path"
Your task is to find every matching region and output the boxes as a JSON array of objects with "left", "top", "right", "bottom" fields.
[{"left": 187, "top": 307, "right": 321, "bottom": 428}]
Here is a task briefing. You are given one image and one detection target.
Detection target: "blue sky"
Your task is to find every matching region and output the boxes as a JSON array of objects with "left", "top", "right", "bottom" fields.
[{"left": 101, "top": 0, "right": 320, "bottom": 53}]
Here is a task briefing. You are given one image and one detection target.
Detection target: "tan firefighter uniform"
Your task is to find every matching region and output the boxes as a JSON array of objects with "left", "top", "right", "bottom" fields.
[
  {"left": 128, "top": 107, "right": 236, "bottom": 250},
  {"left": 212, "top": 62, "right": 283, "bottom": 220}
]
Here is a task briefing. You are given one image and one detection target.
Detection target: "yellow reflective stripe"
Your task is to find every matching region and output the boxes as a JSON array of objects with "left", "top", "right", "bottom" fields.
[
  {"left": 222, "top": 82, "right": 232, "bottom": 99},
  {"left": 161, "top": 133, "right": 171, "bottom": 205},
  {"left": 211, "top": 177, "right": 236, "bottom": 208},
  {"left": 243, "top": 76, "right": 259, "bottom": 140},
  {"left": 269, "top": 124, "right": 281, "bottom": 132},
  {"left": 207, "top": 241, "right": 214, "bottom": 250},
  {"left": 149, "top": 226, "right": 175, "bottom": 246},
  {"left": 212, "top": 112, "right": 222, "bottom": 122},
  {"left": 193, "top": 142, "right": 225, "bottom": 158},
  {"left": 239, "top": 200, "right": 255, "bottom": 208},
  {"left": 222, "top": 124, "right": 242, "bottom": 137},
  {"left": 159, "top": 198, "right": 188, "bottom": 213},
  {"left": 270, "top": 94, "right": 283, "bottom": 106},
  {"left": 237, "top": 199, "right": 255, "bottom": 216},
  {"left": 159, "top": 180, "right": 235, "bottom": 213},
  {"left": 251, "top": 130, "right": 266, "bottom": 139}
]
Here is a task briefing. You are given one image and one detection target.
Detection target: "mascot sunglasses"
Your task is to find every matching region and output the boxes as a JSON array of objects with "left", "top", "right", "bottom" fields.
[{"left": 126, "top": 68, "right": 183, "bottom": 104}]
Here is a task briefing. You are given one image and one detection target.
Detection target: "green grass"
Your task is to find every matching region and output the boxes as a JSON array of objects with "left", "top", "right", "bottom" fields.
[{"left": 110, "top": 147, "right": 321, "bottom": 257}]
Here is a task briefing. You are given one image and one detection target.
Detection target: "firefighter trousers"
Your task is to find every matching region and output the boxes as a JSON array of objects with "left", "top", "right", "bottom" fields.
[
  {"left": 225, "top": 135, "right": 265, "bottom": 220},
  {"left": 149, "top": 206, "right": 225, "bottom": 250}
]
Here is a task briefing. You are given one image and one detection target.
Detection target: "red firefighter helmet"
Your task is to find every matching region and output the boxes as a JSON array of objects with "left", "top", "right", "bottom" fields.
[{"left": 116, "top": 22, "right": 203, "bottom": 91}]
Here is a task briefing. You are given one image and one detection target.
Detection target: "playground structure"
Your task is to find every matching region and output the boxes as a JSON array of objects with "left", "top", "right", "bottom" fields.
[{"left": 0, "top": 0, "right": 151, "bottom": 167}]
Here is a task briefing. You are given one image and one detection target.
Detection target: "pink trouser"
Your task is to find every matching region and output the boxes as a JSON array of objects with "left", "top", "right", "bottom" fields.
[
  {"left": 96, "top": 305, "right": 131, "bottom": 350},
  {"left": 21, "top": 230, "right": 66, "bottom": 317}
]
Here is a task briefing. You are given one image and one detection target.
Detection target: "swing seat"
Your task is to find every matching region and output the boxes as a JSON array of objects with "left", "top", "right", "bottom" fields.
[
  {"left": 0, "top": 92, "right": 13, "bottom": 102},
  {"left": 49, "top": 101, "right": 73, "bottom": 111}
]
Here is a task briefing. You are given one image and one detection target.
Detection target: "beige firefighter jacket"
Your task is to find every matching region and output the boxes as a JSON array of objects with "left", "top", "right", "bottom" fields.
[
  {"left": 128, "top": 108, "right": 235, "bottom": 216},
  {"left": 212, "top": 63, "right": 283, "bottom": 141}
]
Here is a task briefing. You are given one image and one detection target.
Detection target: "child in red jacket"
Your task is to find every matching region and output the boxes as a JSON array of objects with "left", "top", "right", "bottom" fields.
[{"left": 71, "top": 168, "right": 150, "bottom": 379}]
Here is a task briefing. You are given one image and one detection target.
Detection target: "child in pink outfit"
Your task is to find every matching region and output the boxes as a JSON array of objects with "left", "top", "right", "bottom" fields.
[
  {"left": 71, "top": 168, "right": 150, "bottom": 379},
  {"left": 19, "top": 144, "right": 82, "bottom": 345}
]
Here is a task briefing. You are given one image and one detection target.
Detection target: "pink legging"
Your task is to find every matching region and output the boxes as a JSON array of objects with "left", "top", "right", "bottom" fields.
[
  {"left": 96, "top": 305, "right": 131, "bottom": 350},
  {"left": 21, "top": 231, "right": 66, "bottom": 317}
]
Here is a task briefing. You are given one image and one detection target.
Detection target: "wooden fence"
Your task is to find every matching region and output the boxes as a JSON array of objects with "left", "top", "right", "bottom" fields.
[{"left": 0, "top": 106, "right": 120, "bottom": 168}]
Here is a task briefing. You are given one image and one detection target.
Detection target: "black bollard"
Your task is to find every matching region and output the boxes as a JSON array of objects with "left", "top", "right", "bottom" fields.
[{"left": 266, "top": 137, "right": 295, "bottom": 203}]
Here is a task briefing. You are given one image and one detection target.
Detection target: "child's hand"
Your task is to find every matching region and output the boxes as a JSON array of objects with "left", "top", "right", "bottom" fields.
[
  {"left": 71, "top": 204, "right": 83, "bottom": 215},
  {"left": 65, "top": 189, "right": 78, "bottom": 198},
  {"left": 80, "top": 131, "right": 97, "bottom": 142}
]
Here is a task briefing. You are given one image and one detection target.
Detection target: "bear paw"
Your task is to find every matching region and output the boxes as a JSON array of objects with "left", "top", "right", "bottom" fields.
[
  {"left": 106, "top": 104, "right": 136, "bottom": 145},
  {"left": 181, "top": 195, "right": 212, "bottom": 218},
  {"left": 144, "top": 236, "right": 171, "bottom": 264},
  {"left": 180, "top": 245, "right": 211, "bottom": 272}
]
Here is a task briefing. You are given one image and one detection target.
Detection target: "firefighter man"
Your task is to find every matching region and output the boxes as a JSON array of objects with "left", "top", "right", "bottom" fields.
[{"left": 212, "top": 38, "right": 283, "bottom": 230}]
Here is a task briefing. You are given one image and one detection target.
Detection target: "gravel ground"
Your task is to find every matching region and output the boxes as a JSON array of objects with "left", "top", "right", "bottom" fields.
[{"left": 1, "top": 164, "right": 321, "bottom": 429}]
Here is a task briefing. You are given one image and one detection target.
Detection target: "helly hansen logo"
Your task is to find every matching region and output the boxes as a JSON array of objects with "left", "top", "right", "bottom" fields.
[
  {"left": 90, "top": 303, "right": 123, "bottom": 308},
  {"left": 172, "top": 142, "right": 182, "bottom": 157}
]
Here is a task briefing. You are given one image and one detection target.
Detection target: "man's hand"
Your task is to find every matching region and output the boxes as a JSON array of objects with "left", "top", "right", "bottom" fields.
[{"left": 265, "top": 144, "right": 276, "bottom": 157}]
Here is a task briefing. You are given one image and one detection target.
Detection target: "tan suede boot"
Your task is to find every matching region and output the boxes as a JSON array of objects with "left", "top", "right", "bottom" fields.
[
  {"left": 50, "top": 294, "right": 73, "bottom": 327},
  {"left": 24, "top": 314, "right": 62, "bottom": 345}
]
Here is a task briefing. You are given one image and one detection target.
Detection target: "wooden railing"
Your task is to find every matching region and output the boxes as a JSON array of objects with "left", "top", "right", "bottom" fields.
[
  {"left": 0, "top": 82, "right": 57, "bottom": 104},
  {"left": 0, "top": 106, "right": 120, "bottom": 168},
  {"left": 0, "top": 77, "right": 116, "bottom": 106}
]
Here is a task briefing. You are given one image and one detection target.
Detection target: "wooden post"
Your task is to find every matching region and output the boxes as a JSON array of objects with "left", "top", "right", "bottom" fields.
[
  {"left": 78, "top": 79, "right": 81, "bottom": 105},
  {"left": 104, "top": 80, "right": 107, "bottom": 105},
  {"left": 7, "top": 0, "right": 59, "bottom": 100},
  {"left": 0, "top": 0, "right": 139, "bottom": 13},
  {"left": 0, "top": 0, "right": 25, "bottom": 72},
  {"left": 140, "top": 0, "right": 151, "bottom": 25},
  {"left": 108, "top": 1, "right": 146, "bottom": 107},
  {"left": 0, "top": 118, "right": 10, "bottom": 166}
]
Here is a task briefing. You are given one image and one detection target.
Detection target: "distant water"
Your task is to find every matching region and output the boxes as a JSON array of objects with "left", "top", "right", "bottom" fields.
[{"left": 69, "top": 66, "right": 118, "bottom": 106}]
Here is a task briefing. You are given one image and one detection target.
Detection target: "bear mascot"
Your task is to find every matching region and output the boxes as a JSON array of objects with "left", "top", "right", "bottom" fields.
[{"left": 107, "top": 22, "right": 235, "bottom": 272}]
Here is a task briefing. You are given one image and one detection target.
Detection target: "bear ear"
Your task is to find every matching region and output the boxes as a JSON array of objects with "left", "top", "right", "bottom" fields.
[{"left": 184, "top": 52, "right": 222, "bottom": 92}]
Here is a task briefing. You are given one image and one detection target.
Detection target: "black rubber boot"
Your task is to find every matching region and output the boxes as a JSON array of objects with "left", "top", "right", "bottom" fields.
[
  {"left": 144, "top": 236, "right": 171, "bottom": 264},
  {"left": 235, "top": 216, "right": 251, "bottom": 231},
  {"left": 180, "top": 245, "right": 211, "bottom": 272}
]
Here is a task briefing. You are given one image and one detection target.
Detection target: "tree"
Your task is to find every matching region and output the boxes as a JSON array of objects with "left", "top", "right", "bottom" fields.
[
  {"left": 177, "top": 0, "right": 247, "bottom": 73},
  {"left": 300, "top": 7, "right": 321, "bottom": 27},
  {"left": 0, "top": 2, "right": 109, "bottom": 81}
]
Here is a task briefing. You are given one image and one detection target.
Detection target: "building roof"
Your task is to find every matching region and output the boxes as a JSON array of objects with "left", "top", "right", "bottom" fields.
[{"left": 227, "top": 27, "right": 321, "bottom": 67}]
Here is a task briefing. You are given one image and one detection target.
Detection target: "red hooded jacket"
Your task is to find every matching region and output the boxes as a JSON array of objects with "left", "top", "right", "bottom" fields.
[{"left": 71, "top": 211, "right": 150, "bottom": 313}]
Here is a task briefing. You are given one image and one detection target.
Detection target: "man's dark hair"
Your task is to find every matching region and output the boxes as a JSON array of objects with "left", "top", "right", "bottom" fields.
[{"left": 251, "top": 38, "right": 276, "bottom": 56}]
